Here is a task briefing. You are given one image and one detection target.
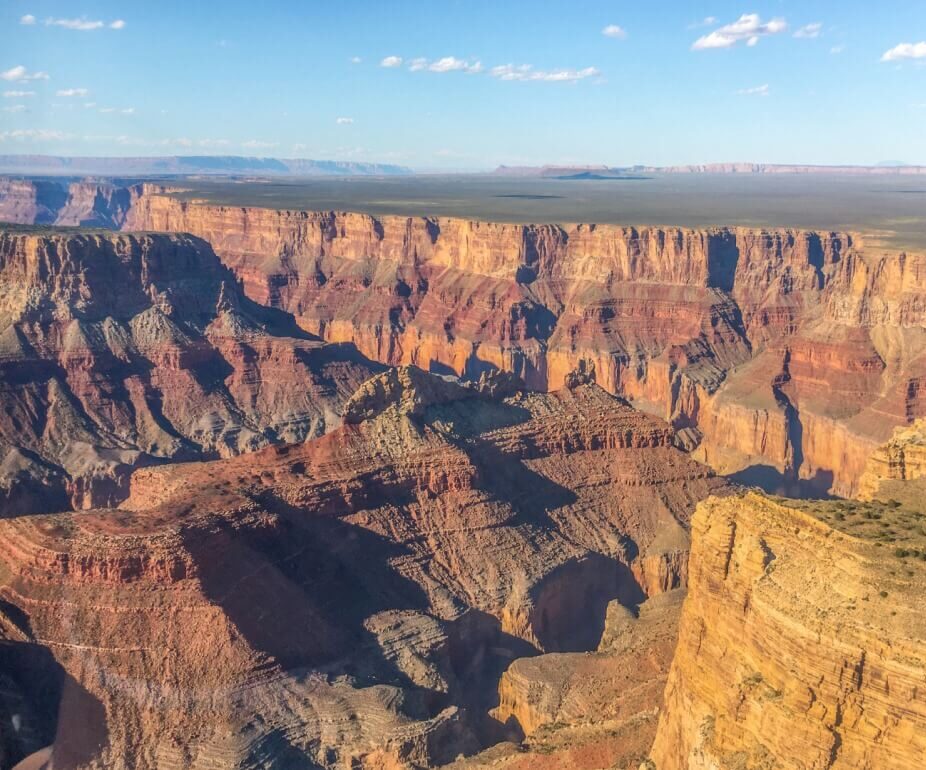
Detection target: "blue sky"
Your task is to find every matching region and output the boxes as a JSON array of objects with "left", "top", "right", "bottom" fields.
[{"left": 1, "top": 0, "right": 925, "bottom": 169}]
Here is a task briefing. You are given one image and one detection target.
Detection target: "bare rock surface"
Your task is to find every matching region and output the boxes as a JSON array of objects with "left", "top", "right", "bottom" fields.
[
  {"left": 649, "top": 491, "right": 926, "bottom": 769},
  {"left": 0, "top": 227, "right": 376, "bottom": 513},
  {"left": 122, "top": 188, "right": 926, "bottom": 496},
  {"left": 0, "top": 367, "right": 725, "bottom": 769}
]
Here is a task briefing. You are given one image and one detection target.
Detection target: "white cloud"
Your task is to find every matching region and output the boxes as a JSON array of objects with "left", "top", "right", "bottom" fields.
[
  {"left": 737, "top": 84, "right": 770, "bottom": 96},
  {"left": 408, "top": 57, "right": 428, "bottom": 72},
  {"left": 2, "top": 105, "right": 27, "bottom": 113},
  {"left": 20, "top": 14, "right": 36, "bottom": 25},
  {"left": 83, "top": 102, "right": 96, "bottom": 108},
  {"left": 1, "top": 66, "right": 50, "bottom": 82},
  {"left": 602, "top": 24, "right": 627, "bottom": 39},
  {"left": 350, "top": 56, "right": 362, "bottom": 64},
  {"left": 121, "top": 107, "right": 135, "bottom": 114},
  {"left": 380, "top": 56, "right": 403, "bottom": 68},
  {"left": 199, "top": 138, "right": 232, "bottom": 148},
  {"left": 46, "top": 17, "right": 104, "bottom": 30},
  {"left": 336, "top": 117, "right": 354, "bottom": 125},
  {"left": 56, "top": 87, "right": 89, "bottom": 97},
  {"left": 692, "top": 14, "right": 787, "bottom": 50},
  {"left": 242, "top": 139, "right": 278, "bottom": 149},
  {"left": 110, "top": 20, "right": 125, "bottom": 30},
  {"left": 0, "top": 128, "right": 68, "bottom": 142},
  {"left": 794, "top": 23, "right": 823, "bottom": 39},
  {"left": 830, "top": 45, "right": 845, "bottom": 55},
  {"left": 3, "top": 90, "right": 35, "bottom": 98},
  {"left": 490, "top": 64, "right": 600, "bottom": 83},
  {"left": 429, "top": 56, "right": 482, "bottom": 73},
  {"left": 882, "top": 42, "right": 926, "bottom": 62}
]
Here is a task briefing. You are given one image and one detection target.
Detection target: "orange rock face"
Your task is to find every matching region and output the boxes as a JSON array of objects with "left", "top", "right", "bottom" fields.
[
  {"left": 0, "top": 228, "right": 376, "bottom": 514},
  {"left": 0, "top": 368, "right": 725, "bottom": 769},
  {"left": 123, "top": 190, "right": 926, "bottom": 496},
  {"left": 649, "top": 492, "right": 926, "bottom": 770}
]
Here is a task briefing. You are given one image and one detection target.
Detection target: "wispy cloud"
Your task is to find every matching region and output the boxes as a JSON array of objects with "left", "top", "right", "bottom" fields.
[
  {"left": 692, "top": 14, "right": 787, "bottom": 50},
  {"left": 20, "top": 14, "right": 36, "bottom": 25},
  {"left": 336, "top": 117, "right": 354, "bottom": 125},
  {"left": 737, "top": 84, "right": 770, "bottom": 96},
  {"left": 383, "top": 55, "right": 600, "bottom": 84},
  {"left": 830, "top": 45, "right": 846, "bottom": 55},
  {"left": 882, "top": 42, "right": 926, "bottom": 62},
  {"left": 1, "top": 66, "right": 50, "bottom": 82},
  {"left": 490, "top": 64, "right": 600, "bottom": 83},
  {"left": 2, "top": 105, "right": 27, "bottom": 113},
  {"left": 602, "top": 24, "right": 627, "bottom": 39},
  {"left": 242, "top": 139, "right": 278, "bottom": 149},
  {"left": 3, "top": 90, "right": 35, "bottom": 98},
  {"left": 350, "top": 56, "right": 362, "bottom": 64},
  {"left": 43, "top": 17, "right": 125, "bottom": 31},
  {"left": 794, "top": 23, "right": 823, "bottom": 39},
  {"left": 56, "top": 87, "right": 89, "bottom": 97},
  {"left": 427, "top": 56, "right": 483, "bottom": 73},
  {"left": 0, "top": 128, "right": 69, "bottom": 142},
  {"left": 199, "top": 139, "right": 232, "bottom": 148}
]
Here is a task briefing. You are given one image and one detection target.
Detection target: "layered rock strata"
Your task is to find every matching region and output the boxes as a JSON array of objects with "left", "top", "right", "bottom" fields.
[
  {"left": 0, "top": 367, "right": 725, "bottom": 769},
  {"left": 649, "top": 491, "right": 926, "bottom": 769},
  {"left": 122, "top": 189, "right": 926, "bottom": 496},
  {"left": 0, "top": 228, "right": 376, "bottom": 513}
]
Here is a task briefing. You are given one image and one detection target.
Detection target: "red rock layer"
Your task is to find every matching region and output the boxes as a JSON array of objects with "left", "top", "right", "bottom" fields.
[
  {"left": 0, "top": 228, "right": 376, "bottom": 514},
  {"left": 124, "top": 190, "right": 926, "bottom": 495},
  {"left": 0, "top": 369, "right": 726, "bottom": 769}
]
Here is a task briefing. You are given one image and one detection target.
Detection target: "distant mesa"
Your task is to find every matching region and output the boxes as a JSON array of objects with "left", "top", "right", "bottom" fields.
[
  {"left": 492, "top": 162, "right": 926, "bottom": 177},
  {"left": 0, "top": 154, "right": 413, "bottom": 177}
]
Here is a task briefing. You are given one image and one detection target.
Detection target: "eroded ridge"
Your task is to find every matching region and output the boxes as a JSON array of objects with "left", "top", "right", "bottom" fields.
[{"left": 0, "top": 367, "right": 725, "bottom": 769}]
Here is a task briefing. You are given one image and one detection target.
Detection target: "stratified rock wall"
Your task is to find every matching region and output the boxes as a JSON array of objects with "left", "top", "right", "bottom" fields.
[
  {"left": 0, "top": 228, "right": 375, "bottom": 513},
  {"left": 649, "top": 492, "right": 926, "bottom": 770},
  {"left": 123, "top": 189, "right": 926, "bottom": 495}
]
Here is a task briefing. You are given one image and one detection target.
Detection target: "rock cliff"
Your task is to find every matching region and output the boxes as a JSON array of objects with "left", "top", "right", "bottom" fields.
[
  {"left": 649, "top": 491, "right": 926, "bottom": 769},
  {"left": 0, "top": 227, "right": 376, "bottom": 513},
  {"left": 121, "top": 188, "right": 926, "bottom": 496},
  {"left": 0, "top": 367, "right": 726, "bottom": 769}
]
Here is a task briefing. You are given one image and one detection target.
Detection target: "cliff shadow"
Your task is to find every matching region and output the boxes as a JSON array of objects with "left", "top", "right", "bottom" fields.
[
  {"left": 727, "top": 464, "right": 835, "bottom": 499},
  {"left": 0, "top": 640, "right": 108, "bottom": 770}
]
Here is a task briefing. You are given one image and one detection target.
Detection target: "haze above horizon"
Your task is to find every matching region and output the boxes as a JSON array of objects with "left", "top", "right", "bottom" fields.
[{"left": 2, "top": 0, "right": 925, "bottom": 170}]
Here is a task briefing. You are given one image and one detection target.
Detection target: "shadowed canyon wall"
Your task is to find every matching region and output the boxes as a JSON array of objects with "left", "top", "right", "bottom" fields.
[
  {"left": 123, "top": 188, "right": 926, "bottom": 496},
  {"left": 0, "top": 228, "right": 376, "bottom": 513}
]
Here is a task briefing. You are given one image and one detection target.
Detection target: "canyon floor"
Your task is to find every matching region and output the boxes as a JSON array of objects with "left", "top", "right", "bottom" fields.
[{"left": 1, "top": 175, "right": 925, "bottom": 769}]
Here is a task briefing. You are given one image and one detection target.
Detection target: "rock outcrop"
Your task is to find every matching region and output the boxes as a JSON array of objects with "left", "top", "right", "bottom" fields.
[
  {"left": 858, "top": 418, "right": 926, "bottom": 502},
  {"left": 649, "top": 491, "right": 926, "bottom": 769},
  {"left": 121, "top": 189, "right": 926, "bottom": 496},
  {"left": 0, "top": 227, "right": 376, "bottom": 513},
  {"left": 0, "top": 367, "right": 726, "bottom": 769}
]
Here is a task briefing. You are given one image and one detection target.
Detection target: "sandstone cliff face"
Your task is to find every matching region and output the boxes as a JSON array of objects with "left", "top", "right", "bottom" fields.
[
  {"left": 122, "top": 189, "right": 926, "bottom": 496},
  {"left": 0, "top": 227, "right": 376, "bottom": 513},
  {"left": 0, "top": 368, "right": 725, "bottom": 769},
  {"left": 858, "top": 419, "right": 926, "bottom": 502},
  {"left": 649, "top": 492, "right": 926, "bottom": 770}
]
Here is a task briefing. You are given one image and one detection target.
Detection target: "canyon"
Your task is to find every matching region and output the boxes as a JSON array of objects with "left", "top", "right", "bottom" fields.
[
  {"left": 0, "top": 366, "right": 725, "bottom": 769},
  {"left": 1, "top": 175, "right": 925, "bottom": 769},
  {"left": 117, "top": 184, "right": 926, "bottom": 497}
]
